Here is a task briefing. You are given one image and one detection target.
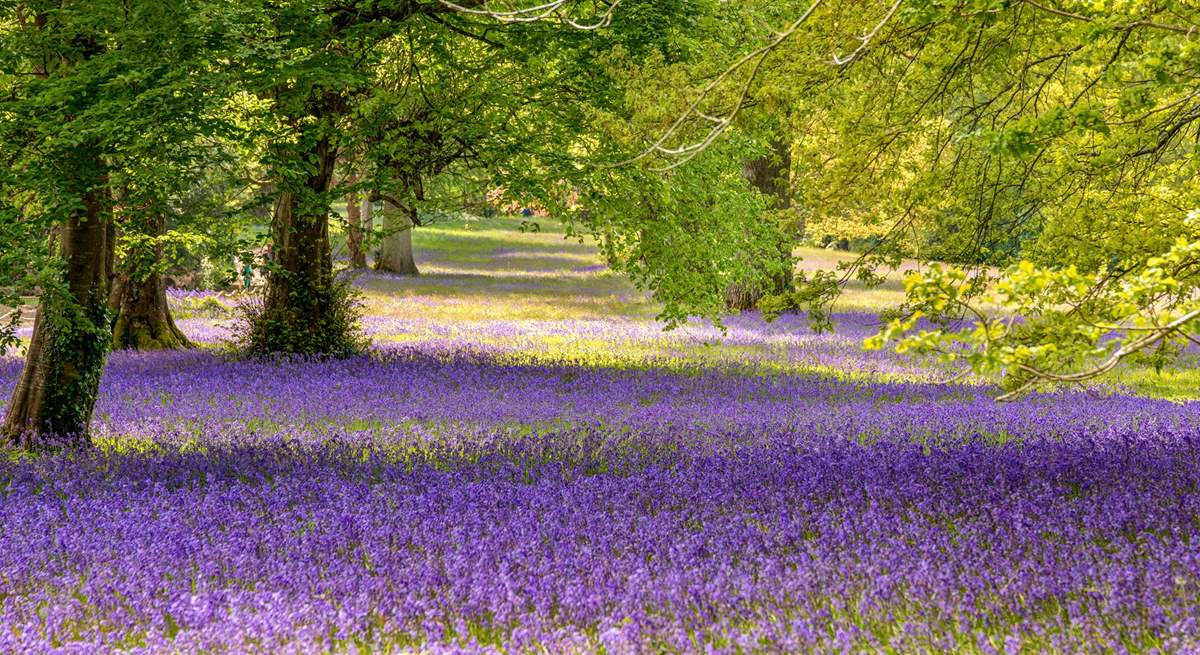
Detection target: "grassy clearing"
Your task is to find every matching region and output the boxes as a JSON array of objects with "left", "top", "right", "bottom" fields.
[
  {"left": 335, "top": 214, "right": 1195, "bottom": 401},
  {"left": 343, "top": 214, "right": 912, "bottom": 322},
  {"left": 348, "top": 215, "right": 659, "bottom": 323},
  {"left": 7, "top": 214, "right": 1190, "bottom": 400}
]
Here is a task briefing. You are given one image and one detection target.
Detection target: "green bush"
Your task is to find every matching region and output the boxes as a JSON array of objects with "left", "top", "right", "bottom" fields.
[{"left": 232, "top": 279, "right": 366, "bottom": 359}]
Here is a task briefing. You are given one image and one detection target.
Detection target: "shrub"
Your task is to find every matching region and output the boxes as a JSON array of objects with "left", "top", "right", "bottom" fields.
[{"left": 231, "top": 278, "right": 366, "bottom": 359}]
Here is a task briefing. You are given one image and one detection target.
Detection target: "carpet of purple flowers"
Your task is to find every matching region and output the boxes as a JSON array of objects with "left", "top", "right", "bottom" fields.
[
  {"left": 3, "top": 330, "right": 1200, "bottom": 653},
  {"left": 2, "top": 226, "right": 1199, "bottom": 653}
]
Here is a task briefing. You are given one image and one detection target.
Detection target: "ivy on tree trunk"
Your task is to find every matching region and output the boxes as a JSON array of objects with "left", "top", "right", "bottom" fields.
[
  {"left": 4, "top": 182, "right": 112, "bottom": 447},
  {"left": 250, "top": 127, "right": 360, "bottom": 357}
]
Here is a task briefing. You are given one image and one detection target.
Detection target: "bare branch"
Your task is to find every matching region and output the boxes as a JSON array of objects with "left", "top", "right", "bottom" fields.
[
  {"left": 996, "top": 307, "right": 1200, "bottom": 401},
  {"left": 435, "top": 0, "right": 619, "bottom": 30},
  {"left": 620, "top": 0, "right": 905, "bottom": 170},
  {"left": 832, "top": 0, "right": 902, "bottom": 65}
]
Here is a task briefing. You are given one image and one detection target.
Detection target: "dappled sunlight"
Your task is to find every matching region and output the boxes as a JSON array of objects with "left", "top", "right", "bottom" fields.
[
  {"left": 5, "top": 0, "right": 1198, "bottom": 651},
  {"left": 3, "top": 218, "right": 1198, "bottom": 653}
]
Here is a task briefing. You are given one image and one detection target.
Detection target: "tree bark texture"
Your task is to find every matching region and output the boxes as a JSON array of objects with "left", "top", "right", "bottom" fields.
[
  {"left": 4, "top": 183, "right": 112, "bottom": 447},
  {"left": 254, "top": 132, "right": 349, "bottom": 355},
  {"left": 346, "top": 190, "right": 368, "bottom": 269},
  {"left": 110, "top": 214, "right": 192, "bottom": 350},
  {"left": 361, "top": 198, "right": 373, "bottom": 260},
  {"left": 344, "top": 165, "right": 370, "bottom": 269},
  {"left": 376, "top": 200, "right": 419, "bottom": 276}
]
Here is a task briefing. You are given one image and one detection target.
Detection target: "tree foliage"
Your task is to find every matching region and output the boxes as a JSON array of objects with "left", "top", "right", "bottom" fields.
[{"left": 649, "top": 0, "right": 1200, "bottom": 393}]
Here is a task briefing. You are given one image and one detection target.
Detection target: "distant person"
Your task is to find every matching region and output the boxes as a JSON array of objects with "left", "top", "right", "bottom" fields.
[{"left": 241, "top": 261, "right": 254, "bottom": 290}]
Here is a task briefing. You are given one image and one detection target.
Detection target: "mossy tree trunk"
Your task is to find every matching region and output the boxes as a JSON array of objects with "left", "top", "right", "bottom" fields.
[
  {"left": 253, "top": 127, "right": 347, "bottom": 355},
  {"left": 110, "top": 214, "right": 192, "bottom": 350},
  {"left": 3, "top": 180, "right": 112, "bottom": 447}
]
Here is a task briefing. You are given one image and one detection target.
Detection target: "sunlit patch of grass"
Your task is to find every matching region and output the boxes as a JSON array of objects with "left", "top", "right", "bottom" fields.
[
  {"left": 146, "top": 213, "right": 1199, "bottom": 402},
  {"left": 1115, "top": 365, "right": 1200, "bottom": 402},
  {"left": 169, "top": 294, "right": 235, "bottom": 319},
  {"left": 357, "top": 219, "right": 914, "bottom": 324},
  {"left": 370, "top": 325, "right": 973, "bottom": 389},
  {"left": 93, "top": 435, "right": 163, "bottom": 455},
  {"left": 360, "top": 284, "right": 657, "bottom": 322}
]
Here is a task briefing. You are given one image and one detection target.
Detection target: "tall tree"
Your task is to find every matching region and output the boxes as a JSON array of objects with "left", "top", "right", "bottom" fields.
[
  {"left": 353, "top": 11, "right": 606, "bottom": 276},
  {"left": 106, "top": 137, "right": 254, "bottom": 351},
  {"left": 377, "top": 195, "right": 421, "bottom": 275},
  {"left": 0, "top": 1, "right": 237, "bottom": 445},
  {"left": 3, "top": 158, "right": 112, "bottom": 446},
  {"left": 726, "top": 135, "right": 796, "bottom": 311},
  {"left": 242, "top": 1, "right": 625, "bottom": 355}
]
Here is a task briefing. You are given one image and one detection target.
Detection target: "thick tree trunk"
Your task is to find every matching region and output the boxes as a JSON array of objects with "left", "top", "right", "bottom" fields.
[
  {"left": 110, "top": 215, "right": 192, "bottom": 350},
  {"left": 743, "top": 140, "right": 792, "bottom": 212},
  {"left": 3, "top": 184, "right": 112, "bottom": 447},
  {"left": 111, "top": 273, "right": 191, "bottom": 350},
  {"left": 253, "top": 133, "right": 348, "bottom": 355},
  {"left": 727, "top": 138, "right": 795, "bottom": 311},
  {"left": 376, "top": 200, "right": 419, "bottom": 276}
]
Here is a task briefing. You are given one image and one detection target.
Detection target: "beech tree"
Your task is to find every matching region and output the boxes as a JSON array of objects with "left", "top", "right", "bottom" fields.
[
  {"left": 356, "top": 1, "right": 722, "bottom": 280},
  {"left": 789, "top": 0, "right": 1200, "bottom": 396},
  {"left": 0, "top": 1, "right": 237, "bottom": 445},
  {"left": 238, "top": 0, "right": 631, "bottom": 355},
  {"left": 9, "top": 0, "right": 1194, "bottom": 451},
  {"left": 109, "top": 214, "right": 194, "bottom": 351},
  {"left": 0, "top": 0, "right": 706, "bottom": 444},
  {"left": 106, "top": 136, "right": 256, "bottom": 351}
]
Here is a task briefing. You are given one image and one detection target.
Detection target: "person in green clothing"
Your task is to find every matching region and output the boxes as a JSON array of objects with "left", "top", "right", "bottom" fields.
[{"left": 241, "top": 260, "right": 254, "bottom": 290}]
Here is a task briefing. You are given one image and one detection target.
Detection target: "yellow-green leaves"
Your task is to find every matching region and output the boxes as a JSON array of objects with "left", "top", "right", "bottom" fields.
[{"left": 867, "top": 210, "right": 1200, "bottom": 398}]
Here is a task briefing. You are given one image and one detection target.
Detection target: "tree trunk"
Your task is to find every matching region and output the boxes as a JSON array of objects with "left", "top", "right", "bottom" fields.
[
  {"left": 361, "top": 197, "right": 373, "bottom": 262},
  {"left": 727, "top": 138, "right": 795, "bottom": 311},
  {"left": 743, "top": 139, "right": 792, "bottom": 212},
  {"left": 3, "top": 183, "right": 112, "bottom": 447},
  {"left": 346, "top": 190, "right": 368, "bottom": 269},
  {"left": 253, "top": 133, "right": 349, "bottom": 355},
  {"left": 344, "top": 166, "right": 370, "bottom": 269},
  {"left": 110, "top": 272, "right": 192, "bottom": 350},
  {"left": 376, "top": 200, "right": 419, "bottom": 276},
  {"left": 110, "top": 214, "right": 192, "bottom": 350}
]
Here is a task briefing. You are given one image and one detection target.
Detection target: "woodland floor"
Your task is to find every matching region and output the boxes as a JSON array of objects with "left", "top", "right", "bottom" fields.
[{"left": 1, "top": 216, "right": 1199, "bottom": 653}]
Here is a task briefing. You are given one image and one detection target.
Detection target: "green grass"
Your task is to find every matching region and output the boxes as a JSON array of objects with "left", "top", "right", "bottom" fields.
[
  {"left": 5, "top": 213, "right": 1188, "bottom": 402},
  {"left": 344, "top": 214, "right": 910, "bottom": 323},
  {"left": 345, "top": 214, "right": 661, "bottom": 323},
  {"left": 337, "top": 213, "right": 1198, "bottom": 401},
  {"left": 1116, "top": 360, "right": 1200, "bottom": 401}
]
